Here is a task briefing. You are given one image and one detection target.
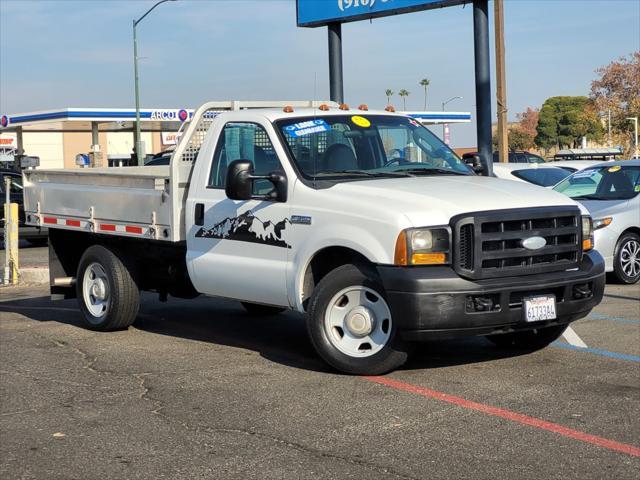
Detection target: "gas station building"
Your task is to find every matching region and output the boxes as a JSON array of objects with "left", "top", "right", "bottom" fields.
[{"left": 0, "top": 106, "right": 470, "bottom": 169}]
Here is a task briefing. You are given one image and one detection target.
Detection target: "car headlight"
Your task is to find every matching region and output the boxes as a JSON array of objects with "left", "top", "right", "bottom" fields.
[
  {"left": 395, "top": 227, "right": 450, "bottom": 265},
  {"left": 582, "top": 215, "right": 594, "bottom": 251},
  {"left": 593, "top": 217, "right": 613, "bottom": 230}
]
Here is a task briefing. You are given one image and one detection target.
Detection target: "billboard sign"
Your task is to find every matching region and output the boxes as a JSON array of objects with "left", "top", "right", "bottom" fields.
[{"left": 297, "top": 0, "right": 468, "bottom": 27}]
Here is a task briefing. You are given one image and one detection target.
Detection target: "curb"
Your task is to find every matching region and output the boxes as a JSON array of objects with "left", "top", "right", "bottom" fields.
[{"left": 1, "top": 267, "right": 49, "bottom": 284}]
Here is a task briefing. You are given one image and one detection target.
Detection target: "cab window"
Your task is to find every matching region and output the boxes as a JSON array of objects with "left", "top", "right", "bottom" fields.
[{"left": 208, "top": 123, "right": 282, "bottom": 195}]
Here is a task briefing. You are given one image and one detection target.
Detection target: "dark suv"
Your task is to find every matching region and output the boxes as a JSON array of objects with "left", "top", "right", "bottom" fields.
[{"left": 463, "top": 151, "right": 546, "bottom": 164}]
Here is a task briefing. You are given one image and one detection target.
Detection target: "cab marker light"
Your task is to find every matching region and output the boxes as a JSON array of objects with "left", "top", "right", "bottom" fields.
[
  {"left": 319, "top": 104, "right": 330, "bottom": 111},
  {"left": 358, "top": 104, "right": 369, "bottom": 111},
  {"left": 283, "top": 106, "right": 294, "bottom": 113},
  {"left": 339, "top": 103, "right": 350, "bottom": 111},
  {"left": 385, "top": 105, "right": 396, "bottom": 112}
]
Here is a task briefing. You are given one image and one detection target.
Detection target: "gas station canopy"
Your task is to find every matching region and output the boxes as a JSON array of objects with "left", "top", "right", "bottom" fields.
[{"left": 0, "top": 107, "right": 194, "bottom": 133}]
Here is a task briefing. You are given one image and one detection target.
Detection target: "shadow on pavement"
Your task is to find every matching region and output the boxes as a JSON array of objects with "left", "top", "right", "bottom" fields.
[{"left": 0, "top": 292, "right": 529, "bottom": 373}]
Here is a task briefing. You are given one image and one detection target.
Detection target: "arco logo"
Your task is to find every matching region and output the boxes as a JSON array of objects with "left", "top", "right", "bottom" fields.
[
  {"left": 1, "top": 115, "right": 8, "bottom": 127},
  {"left": 178, "top": 109, "right": 188, "bottom": 122}
]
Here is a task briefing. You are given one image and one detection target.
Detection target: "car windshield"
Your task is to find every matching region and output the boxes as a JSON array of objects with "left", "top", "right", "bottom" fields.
[
  {"left": 511, "top": 167, "right": 572, "bottom": 187},
  {"left": 553, "top": 165, "right": 640, "bottom": 200},
  {"left": 275, "top": 114, "right": 471, "bottom": 179}
]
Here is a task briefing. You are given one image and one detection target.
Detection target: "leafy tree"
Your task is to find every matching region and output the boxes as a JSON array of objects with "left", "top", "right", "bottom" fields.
[
  {"left": 517, "top": 107, "right": 539, "bottom": 139},
  {"left": 590, "top": 52, "right": 640, "bottom": 154},
  {"left": 492, "top": 126, "right": 535, "bottom": 151},
  {"left": 385, "top": 89, "right": 394, "bottom": 105},
  {"left": 419, "top": 78, "right": 430, "bottom": 110},
  {"left": 398, "top": 89, "right": 410, "bottom": 110},
  {"left": 535, "top": 96, "right": 604, "bottom": 150}
]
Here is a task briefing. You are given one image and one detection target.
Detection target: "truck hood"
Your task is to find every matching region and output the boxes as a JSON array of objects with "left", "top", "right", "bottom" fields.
[{"left": 332, "top": 175, "right": 585, "bottom": 227}]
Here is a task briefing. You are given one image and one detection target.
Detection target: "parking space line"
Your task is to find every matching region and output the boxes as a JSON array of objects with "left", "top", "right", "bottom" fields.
[
  {"left": 365, "top": 376, "right": 640, "bottom": 458},
  {"left": 562, "top": 326, "right": 588, "bottom": 348},
  {"left": 551, "top": 342, "right": 640, "bottom": 362},
  {"left": 588, "top": 312, "right": 640, "bottom": 325}
]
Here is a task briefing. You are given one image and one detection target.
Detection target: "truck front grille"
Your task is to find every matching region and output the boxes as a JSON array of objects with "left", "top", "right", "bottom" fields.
[{"left": 453, "top": 207, "right": 582, "bottom": 280}]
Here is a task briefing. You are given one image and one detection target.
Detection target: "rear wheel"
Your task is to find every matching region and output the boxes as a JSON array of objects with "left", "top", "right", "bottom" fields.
[
  {"left": 306, "top": 264, "right": 411, "bottom": 375},
  {"left": 241, "top": 302, "right": 285, "bottom": 316},
  {"left": 612, "top": 232, "right": 640, "bottom": 284},
  {"left": 485, "top": 324, "right": 567, "bottom": 350},
  {"left": 76, "top": 245, "right": 139, "bottom": 331}
]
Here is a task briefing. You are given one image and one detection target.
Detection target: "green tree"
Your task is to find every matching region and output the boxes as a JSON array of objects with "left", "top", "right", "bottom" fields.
[
  {"left": 535, "top": 96, "right": 604, "bottom": 150},
  {"left": 419, "top": 78, "right": 430, "bottom": 110},
  {"left": 398, "top": 89, "right": 410, "bottom": 110},
  {"left": 385, "top": 89, "right": 394, "bottom": 105}
]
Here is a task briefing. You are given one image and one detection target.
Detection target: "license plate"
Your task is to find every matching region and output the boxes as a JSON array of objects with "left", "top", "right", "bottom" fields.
[{"left": 523, "top": 295, "right": 557, "bottom": 322}]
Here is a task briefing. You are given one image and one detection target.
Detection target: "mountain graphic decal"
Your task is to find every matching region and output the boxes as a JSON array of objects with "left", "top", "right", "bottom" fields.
[{"left": 195, "top": 210, "right": 291, "bottom": 249}]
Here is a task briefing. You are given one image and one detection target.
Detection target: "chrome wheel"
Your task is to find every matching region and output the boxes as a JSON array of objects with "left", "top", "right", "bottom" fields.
[
  {"left": 82, "top": 262, "right": 110, "bottom": 321},
  {"left": 324, "top": 286, "right": 392, "bottom": 358},
  {"left": 620, "top": 239, "right": 640, "bottom": 278}
]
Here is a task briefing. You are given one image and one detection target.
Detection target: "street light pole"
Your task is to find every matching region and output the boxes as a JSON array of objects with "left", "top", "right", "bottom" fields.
[
  {"left": 133, "top": 0, "right": 177, "bottom": 166},
  {"left": 627, "top": 117, "right": 638, "bottom": 159},
  {"left": 441, "top": 96, "right": 463, "bottom": 141}
]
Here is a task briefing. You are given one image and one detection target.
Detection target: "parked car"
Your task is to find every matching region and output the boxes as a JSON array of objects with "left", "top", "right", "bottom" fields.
[
  {"left": 553, "top": 148, "right": 622, "bottom": 162},
  {"left": 462, "top": 151, "right": 545, "bottom": 165},
  {"left": 1, "top": 169, "right": 48, "bottom": 245},
  {"left": 144, "top": 152, "right": 172, "bottom": 166},
  {"left": 492, "top": 163, "right": 572, "bottom": 187},
  {"left": 554, "top": 160, "right": 640, "bottom": 284},
  {"left": 545, "top": 160, "right": 606, "bottom": 173}
]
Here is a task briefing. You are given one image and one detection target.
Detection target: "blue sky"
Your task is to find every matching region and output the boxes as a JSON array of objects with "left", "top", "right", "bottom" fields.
[{"left": 1, "top": 0, "right": 639, "bottom": 147}]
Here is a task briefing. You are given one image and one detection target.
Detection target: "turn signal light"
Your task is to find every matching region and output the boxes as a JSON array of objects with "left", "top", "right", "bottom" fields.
[
  {"left": 283, "top": 106, "right": 294, "bottom": 113},
  {"left": 319, "top": 104, "right": 330, "bottom": 111},
  {"left": 411, "top": 253, "right": 447, "bottom": 265},
  {"left": 394, "top": 230, "right": 408, "bottom": 266},
  {"left": 339, "top": 103, "right": 350, "bottom": 110},
  {"left": 385, "top": 105, "right": 396, "bottom": 112},
  {"left": 583, "top": 238, "right": 593, "bottom": 251}
]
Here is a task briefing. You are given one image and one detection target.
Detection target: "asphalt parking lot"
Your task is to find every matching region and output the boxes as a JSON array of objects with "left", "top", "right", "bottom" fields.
[{"left": 1, "top": 247, "right": 638, "bottom": 479}]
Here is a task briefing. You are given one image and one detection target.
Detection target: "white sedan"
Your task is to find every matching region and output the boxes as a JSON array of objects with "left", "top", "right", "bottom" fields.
[
  {"left": 492, "top": 163, "right": 572, "bottom": 187},
  {"left": 554, "top": 159, "right": 640, "bottom": 284}
]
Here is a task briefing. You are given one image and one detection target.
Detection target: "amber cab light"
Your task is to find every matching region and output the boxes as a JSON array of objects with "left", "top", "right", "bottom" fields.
[
  {"left": 339, "top": 103, "right": 350, "bottom": 110},
  {"left": 283, "top": 106, "right": 294, "bottom": 113},
  {"left": 385, "top": 105, "right": 396, "bottom": 112},
  {"left": 358, "top": 104, "right": 369, "bottom": 111},
  {"left": 319, "top": 104, "right": 330, "bottom": 111}
]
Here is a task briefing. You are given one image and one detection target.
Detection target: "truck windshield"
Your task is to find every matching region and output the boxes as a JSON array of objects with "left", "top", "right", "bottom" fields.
[
  {"left": 553, "top": 165, "right": 640, "bottom": 200},
  {"left": 275, "top": 114, "right": 471, "bottom": 179}
]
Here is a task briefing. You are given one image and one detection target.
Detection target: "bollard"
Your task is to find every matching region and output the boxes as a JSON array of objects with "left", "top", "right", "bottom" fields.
[{"left": 3, "top": 176, "right": 19, "bottom": 284}]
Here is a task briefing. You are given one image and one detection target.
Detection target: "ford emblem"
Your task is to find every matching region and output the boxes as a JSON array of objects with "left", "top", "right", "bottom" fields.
[{"left": 522, "top": 236, "right": 547, "bottom": 250}]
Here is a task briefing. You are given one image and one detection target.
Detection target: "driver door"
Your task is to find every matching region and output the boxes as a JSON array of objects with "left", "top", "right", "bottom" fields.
[{"left": 186, "top": 121, "right": 290, "bottom": 307}]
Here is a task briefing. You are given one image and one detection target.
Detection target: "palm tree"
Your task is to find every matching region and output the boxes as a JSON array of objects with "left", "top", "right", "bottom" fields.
[
  {"left": 398, "top": 89, "right": 410, "bottom": 110},
  {"left": 385, "top": 89, "right": 394, "bottom": 105},
  {"left": 419, "top": 78, "right": 430, "bottom": 110}
]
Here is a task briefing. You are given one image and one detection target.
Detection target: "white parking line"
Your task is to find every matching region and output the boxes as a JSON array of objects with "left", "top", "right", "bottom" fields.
[{"left": 562, "top": 326, "right": 588, "bottom": 348}]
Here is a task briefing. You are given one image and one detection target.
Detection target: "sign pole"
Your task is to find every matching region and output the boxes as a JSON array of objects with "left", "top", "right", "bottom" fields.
[
  {"left": 494, "top": 0, "right": 508, "bottom": 163},
  {"left": 473, "top": 0, "right": 493, "bottom": 176},
  {"left": 327, "top": 23, "right": 344, "bottom": 104}
]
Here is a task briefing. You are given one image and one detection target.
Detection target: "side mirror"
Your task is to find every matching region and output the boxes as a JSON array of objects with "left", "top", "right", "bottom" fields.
[
  {"left": 225, "top": 159, "right": 288, "bottom": 202},
  {"left": 469, "top": 154, "right": 486, "bottom": 175}
]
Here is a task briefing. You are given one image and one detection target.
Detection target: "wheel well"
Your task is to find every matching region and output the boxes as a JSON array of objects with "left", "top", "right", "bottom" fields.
[
  {"left": 301, "top": 246, "right": 372, "bottom": 310},
  {"left": 621, "top": 226, "right": 640, "bottom": 239}
]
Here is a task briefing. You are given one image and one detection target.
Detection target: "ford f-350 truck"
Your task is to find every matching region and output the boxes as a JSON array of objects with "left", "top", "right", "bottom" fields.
[{"left": 22, "top": 100, "right": 605, "bottom": 374}]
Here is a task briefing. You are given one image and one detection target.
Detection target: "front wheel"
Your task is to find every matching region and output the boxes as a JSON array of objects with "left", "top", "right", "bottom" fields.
[
  {"left": 485, "top": 324, "right": 567, "bottom": 350},
  {"left": 612, "top": 232, "right": 640, "bottom": 284},
  {"left": 76, "top": 245, "right": 140, "bottom": 331},
  {"left": 306, "top": 264, "right": 411, "bottom": 375}
]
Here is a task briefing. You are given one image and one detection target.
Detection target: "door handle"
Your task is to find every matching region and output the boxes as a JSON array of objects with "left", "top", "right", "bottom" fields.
[{"left": 195, "top": 203, "right": 204, "bottom": 226}]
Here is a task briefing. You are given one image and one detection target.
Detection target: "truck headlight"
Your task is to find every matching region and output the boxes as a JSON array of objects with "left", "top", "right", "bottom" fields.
[
  {"left": 593, "top": 217, "right": 612, "bottom": 230},
  {"left": 394, "top": 227, "right": 450, "bottom": 265},
  {"left": 582, "top": 216, "right": 594, "bottom": 251}
]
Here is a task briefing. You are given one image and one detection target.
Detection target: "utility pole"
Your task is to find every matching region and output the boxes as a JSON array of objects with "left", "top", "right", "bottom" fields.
[
  {"left": 494, "top": 0, "right": 508, "bottom": 163},
  {"left": 628, "top": 117, "right": 639, "bottom": 159},
  {"left": 133, "top": 0, "right": 177, "bottom": 166}
]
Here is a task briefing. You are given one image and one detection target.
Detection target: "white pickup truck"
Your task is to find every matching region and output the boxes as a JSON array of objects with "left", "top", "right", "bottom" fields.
[{"left": 22, "top": 100, "right": 605, "bottom": 374}]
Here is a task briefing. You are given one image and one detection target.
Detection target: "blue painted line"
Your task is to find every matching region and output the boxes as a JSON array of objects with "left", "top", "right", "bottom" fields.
[
  {"left": 552, "top": 341, "right": 640, "bottom": 363},
  {"left": 587, "top": 312, "right": 640, "bottom": 325}
]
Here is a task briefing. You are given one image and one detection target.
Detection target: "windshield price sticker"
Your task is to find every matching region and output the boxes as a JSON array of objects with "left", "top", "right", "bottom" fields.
[
  {"left": 351, "top": 115, "right": 371, "bottom": 128},
  {"left": 285, "top": 120, "right": 330, "bottom": 137},
  {"left": 607, "top": 165, "right": 622, "bottom": 173},
  {"left": 573, "top": 169, "right": 598, "bottom": 179},
  {"left": 524, "top": 295, "right": 557, "bottom": 322}
]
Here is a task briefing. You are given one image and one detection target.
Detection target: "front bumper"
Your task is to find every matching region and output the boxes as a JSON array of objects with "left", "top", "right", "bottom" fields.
[{"left": 377, "top": 250, "right": 605, "bottom": 341}]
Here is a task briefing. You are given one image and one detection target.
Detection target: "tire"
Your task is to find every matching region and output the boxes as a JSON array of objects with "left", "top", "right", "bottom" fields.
[
  {"left": 306, "top": 263, "right": 410, "bottom": 375},
  {"left": 485, "top": 324, "right": 567, "bottom": 350},
  {"left": 612, "top": 232, "right": 640, "bottom": 284},
  {"left": 76, "top": 245, "right": 140, "bottom": 331},
  {"left": 241, "top": 302, "right": 286, "bottom": 316}
]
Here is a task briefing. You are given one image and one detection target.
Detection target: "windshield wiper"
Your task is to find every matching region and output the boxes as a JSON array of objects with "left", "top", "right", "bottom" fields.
[
  {"left": 571, "top": 194, "right": 608, "bottom": 200},
  {"left": 394, "top": 168, "right": 469, "bottom": 176},
  {"left": 315, "top": 169, "right": 413, "bottom": 178}
]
